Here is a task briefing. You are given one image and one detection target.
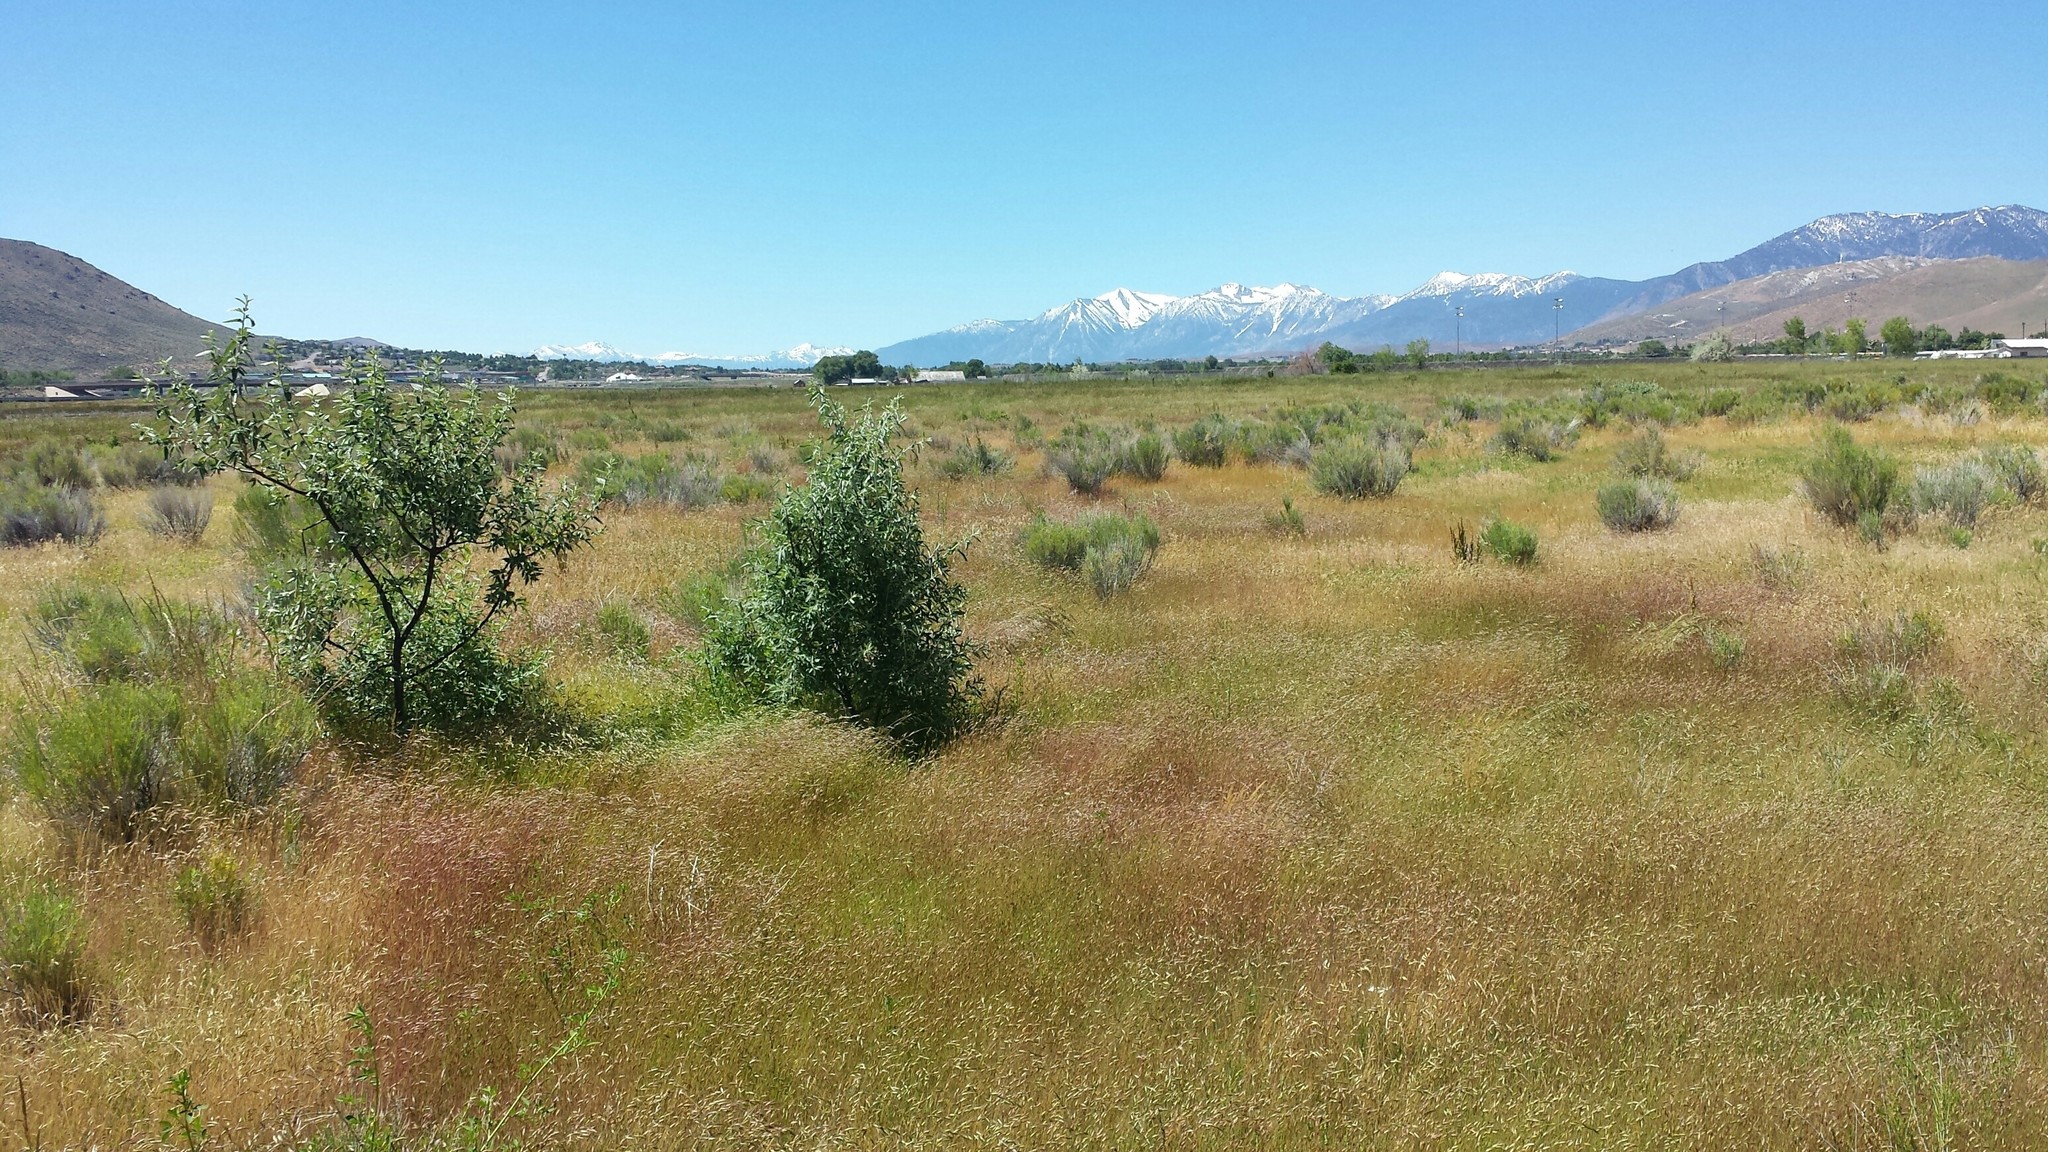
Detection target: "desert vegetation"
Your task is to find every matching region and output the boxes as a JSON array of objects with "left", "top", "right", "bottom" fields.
[{"left": 5, "top": 355, "right": 2048, "bottom": 1146}]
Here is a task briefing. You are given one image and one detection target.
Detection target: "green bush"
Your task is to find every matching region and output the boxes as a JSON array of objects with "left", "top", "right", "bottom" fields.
[
  {"left": 1119, "top": 431, "right": 1170, "bottom": 481},
  {"left": 141, "top": 485, "right": 213, "bottom": 542},
  {"left": 1911, "top": 460, "right": 1991, "bottom": 527},
  {"left": 1, "top": 884, "right": 88, "bottom": 1024},
  {"left": 1701, "top": 388, "right": 1742, "bottom": 417},
  {"left": 13, "top": 681, "right": 181, "bottom": 842},
  {"left": 569, "top": 428, "right": 611, "bottom": 452},
  {"left": 0, "top": 483, "right": 106, "bottom": 546},
  {"left": 22, "top": 439, "right": 91, "bottom": 489},
  {"left": 1800, "top": 426, "right": 1900, "bottom": 530},
  {"left": 1021, "top": 510, "right": 1162, "bottom": 597},
  {"left": 1596, "top": 478, "right": 1681, "bottom": 532},
  {"left": 708, "top": 389, "right": 982, "bottom": 750},
  {"left": 1171, "top": 416, "right": 1233, "bottom": 467},
  {"left": 720, "top": 473, "right": 776, "bottom": 503},
  {"left": 172, "top": 850, "right": 254, "bottom": 950},
  {"left": 1977, "top": 372, "right": 2036, "bottom": 412},
  {"left": 231, "top": 484, "right": 328, "bottom": 561},
  {"left": 29, "top": 586, "right": 229, "bottom": 685},
  {"left": 1480, "top": 518, "right": 1538, "bottom": 565},
  {"left": 1266, "top": 495, "right": 1306, "bottom": 536},
  {"left": 1611, "top": 427, "right": 1700, "bottom": 480},
  {"left": 1309, "top": 438, "right": 1410, "bottom": 498}
]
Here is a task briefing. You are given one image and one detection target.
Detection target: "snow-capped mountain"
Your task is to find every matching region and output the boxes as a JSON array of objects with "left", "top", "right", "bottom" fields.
[
  {"left": 871, "top": 205, "right": 2048, "bottom": 361},
  {"left": 533, "top": 341, "right": 629, "bottom": 362}
]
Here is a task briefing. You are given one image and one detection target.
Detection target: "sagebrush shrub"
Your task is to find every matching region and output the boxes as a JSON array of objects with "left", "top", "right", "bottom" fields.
[
  {"left": 936, "top": 437, "right": 1013, "bottom": 478},
  {"left": 1084, "top": 535, "right": 1155, "bottom": 597},
  {"left": 141, "top": 485, "right": 213, "bottom": 542},
  {"left": 1119, "top": 432, "right": 1170, "bottom": 482},
  {"left": 1800, "top": 426, "right": 1899, "bottom": 531},
  {"left": 1596, "top": 478, "right": 1681, "bottom": 532},
  {"left": 0, "top": 483, "right": 106, "bottom": 546},
  {"left": 1172, "top": 416, "right": 1232, "bottom": 467},
  {"left": 1979, "top": 444, "right": 2045, "bottom": 504},
  {"left": 1310, "top": 438, "right": 1410, "bottom": 499},
  {"left": 1911, "top": 460, "right": 1991, "bottom": 527},
  {"left": 1045, "top": 425, "right": 1122, "bottom": 495},
  {"left": 1020, "top": 510, "right": 1161, "bottom": 580},
  {"left": 1492, "top": 414, "right": 1576, "bottom": 461},
  {"left": 1, "top": 885, "right": 88, "bottom": 1025},
  {"left": 1611, "top": 427, "right": 1700, "bottom": 480},
  {"left": 13, "top": 681, "right": 181, "bottom": 842},
  {"left": 709, "top": 389, "right": 981, "bottom": 750}
]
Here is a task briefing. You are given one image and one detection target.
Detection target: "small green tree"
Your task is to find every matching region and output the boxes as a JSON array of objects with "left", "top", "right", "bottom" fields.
[
  {"left": 1880, "top": 316, "right": 1916, "bottom": 357},
  {"left": 1405, "top": 338, "right": 1431, "bottom": 370},
  {"left": 709, "top": 387, "right": 981, "bottom": 750},
  {"left": 147, "top": 305, "right": 599, "bottom": 733},
  {"left": 1782, "top": 317, "right": 1808, "bottom": 354},
  {"left": 1843, "top": 318, "right": 1868, "bottom": 354}
]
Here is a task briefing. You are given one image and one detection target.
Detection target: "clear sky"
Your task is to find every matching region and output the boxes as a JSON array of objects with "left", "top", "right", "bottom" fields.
[{"left": 3, "top": 1, "right": 2041, "bottom": 356}]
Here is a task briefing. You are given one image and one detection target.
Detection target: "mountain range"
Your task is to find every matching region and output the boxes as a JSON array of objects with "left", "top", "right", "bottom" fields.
[
  {"left": 873, "top": 205, "right": 2048, "bottom": 363},
  {"left": 533, "top": 341, "right": 855, "bottom": 369}
]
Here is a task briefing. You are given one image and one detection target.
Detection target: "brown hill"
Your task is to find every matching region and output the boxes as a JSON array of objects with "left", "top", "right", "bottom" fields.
[
  {"left": 0, "top": 239, "right": 228, "bottom": 377},
  {"left": 1568, "top": 256, "right": 2048, "bottom": 346}
]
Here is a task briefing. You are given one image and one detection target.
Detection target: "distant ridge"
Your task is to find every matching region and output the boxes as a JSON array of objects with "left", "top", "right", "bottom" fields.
[
  {"left": 872, "top": 205, "right": 2048, "bottom": 361},
  {"left": 0, "top": 239, "right": 227, "bottom": 375}
]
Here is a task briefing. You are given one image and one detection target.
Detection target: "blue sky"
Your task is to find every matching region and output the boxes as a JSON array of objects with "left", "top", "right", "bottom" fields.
[{"left": 3, "top": 1, "right": 2041, "bottom": 355}]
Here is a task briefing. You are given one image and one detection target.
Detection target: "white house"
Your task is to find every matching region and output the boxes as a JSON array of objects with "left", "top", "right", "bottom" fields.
[
  {"left": 915, "top": 369, "right": 967, "bottom": 382},
  {"left": 1996, "top": 339, "right": 2048, "bottom": 358}
]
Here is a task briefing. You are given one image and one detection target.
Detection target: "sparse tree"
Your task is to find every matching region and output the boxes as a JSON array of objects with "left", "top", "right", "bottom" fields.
[
  {"left": 1782, "top": 317, "right": 1808, "bottom": 355},
  {"left": 1405, "top": 338, "right": 1431, "bottom": 370},
  {"left": 1843, "top": 318, "right": 1868, "bottom": 355},
  {"left": 147, "top": 307, "right": 600, "bottom": 733}
]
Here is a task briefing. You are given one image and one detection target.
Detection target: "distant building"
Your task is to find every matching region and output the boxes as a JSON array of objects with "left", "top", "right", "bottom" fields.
[
  {"left": 604, "top": 371, "right": 644, "bottom": 383},
  {"left": 915, "top": 369, "right": 967, "bottom": 382},
  {"left": 849, "top": 377, "right": 884, "bottom": 385},
  {"left": 1997, "top": 338, "right": 2048, "bottom": 358},
  {"left": 1916, "top": 339, "right": 2048, "bottom": 360}
]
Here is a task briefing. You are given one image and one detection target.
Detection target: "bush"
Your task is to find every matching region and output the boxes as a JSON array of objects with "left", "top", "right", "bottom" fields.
[
  {"left": 1800, "top": 426, "right": 1900, "bottom": 530},
  {"left": 22, "top": 439, "right": 90, "bottom": 489},
  {"left": 232, "top": 484, "right": 328, "bottom": 561},
  {"left": 13, "top": 681, "right": 181, "bottom": 842},
  {"left": 1309, "top": 438, "right": 1410, "bottom": 498},
  {"left": 1911, "top": 460, "right": 1992, "bottom": 527},
  {"left": 1980, "top": 444, "right": 2046, "bottom": 504},
  {"left": 1611, "top": 427, "right": 1700, "bottom": 480},
  {"left": 1045, "top": 425, "right": 1121, "bottom": 496},
  {"left": 720, "top": 473, "right": 776, "bottom": 503},
  {"left": 1119, "top": 431, "right": 1170, "bottom": 481},
  {"left": 935, "top": 437, "right": 1014, "bottom": 478},
  {"left": 708, "top": 389, "right": 981, "bottom": 750},
  {"left": 1021, "top": 510, "right": 1162, "bottom": 596},
  {"left": 1267, "top": 495, "right": 1306, "bottom": 536},
  {"left": 172, "top": 850, "right": 254, "bottom": 949},
  {"left": 1596, "top": 478, "right": 1681, "bottom": 532},
  {"left": 1, "top": 885, "right": 88, "bottom": 1024},
  {"left": 30, "top": 586, "right": 230, "bottom": 685},
  {"left": 1172, "top": 416, "right": 1233, "bottom": 467},
  {"left": 0, "top": 483, "right": 106, "bottom": 546},
  {"left": 1492, "top": 414, "right": 1576, "bottom": 461},
  {"left": 1480, "top": 518, "right": 1538, "bottom": 565},
  {"left": 141, "top": 485, "right": 214, "bottom": 542}
]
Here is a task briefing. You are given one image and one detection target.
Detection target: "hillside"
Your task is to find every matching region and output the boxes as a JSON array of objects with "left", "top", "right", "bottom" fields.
[
  {"left": 0, "top": 239, "right": 226, "bottom": 376},
  {"left": 1568, "top": 256, "right": 2048, "bottom": 346}
]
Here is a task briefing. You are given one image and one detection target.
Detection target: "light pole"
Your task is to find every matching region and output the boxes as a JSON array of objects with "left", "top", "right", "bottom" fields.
[
  {"left": 1456, "top": 305, "right": 1464, "bottom": 359},
  {"left": 1553, "top": 297, "right": 1564, "bottom": 361}
]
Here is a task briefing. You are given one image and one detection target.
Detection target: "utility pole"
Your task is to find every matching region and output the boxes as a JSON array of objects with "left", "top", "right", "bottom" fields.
[
  {"left": 1553, "top": 297, "right": 1564, "bottom": 361},
  {"left": 1456, "top": 305, "right": 1464, "bottom": 359}
]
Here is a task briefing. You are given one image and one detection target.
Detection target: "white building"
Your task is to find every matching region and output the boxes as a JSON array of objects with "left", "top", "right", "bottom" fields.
[
  {"left": 1997, "top": 338, "right": 2048, "bottom": 358},
  {"left": 915, "top": 369, "right": 967, "bottom": 382}
]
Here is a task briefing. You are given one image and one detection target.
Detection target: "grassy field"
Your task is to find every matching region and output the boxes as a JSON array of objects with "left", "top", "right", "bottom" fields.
[{"left": 6, "top": 359, "right": 2048, "bottom": 1148}]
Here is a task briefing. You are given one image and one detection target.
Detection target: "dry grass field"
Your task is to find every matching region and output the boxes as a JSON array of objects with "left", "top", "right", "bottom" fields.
[{"left": 5, "top": 358, "right": 2048, "bottom": 1149}]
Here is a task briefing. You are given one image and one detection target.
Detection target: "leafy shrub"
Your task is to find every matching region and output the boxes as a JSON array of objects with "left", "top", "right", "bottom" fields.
[
  {"left": 31, "top": 586, "right": 231, "bottom": 685},
  {"left": 1911, "top": 460, "right": 1992, "bottom": 527},
  {"left": 1119, "top": 431, "right": 1170, "bottom": 481},
  {"left": 720, "top": 473, "right": 776, "bottom": 503},
  {"left": 569, "top": 428, "right": 611, "bottom": 452},
  {"left": 595, "top": 598, "right": 652, "bottom": 659},
  {"left": 0, "top": 483, "right": 106, "bottom": 546},
  {"left": 232, "top": 484, "right": 328, "bottom": 561},
  {"left": 172, "top": 850, "right": 254, "bottom": 949},
  {"left": 1701, "top": 388, "right": 1742, "bottom": 417},
  {"left": 1979, "top": 444, "right": 2046, "bottom": 504},
  {"left": 1800, "top": 426, "right": 1900, "bottom": 531},
  {"left": 1309, "top": 438, "right": 1410, "bottom": 498},
  {"left": 1, "top": 885, "right": 88, "bottom": 1024},
  {"left": 1977, "top": 372, "right": 2036, "bottom": 412},
  {"left": 1596, "top": 478, "right": 1681, "bottom": 532},
  {"left": 1172, "top": 416, "right": 1233, "bottom": 467},
  {"left": 22, "top": 439, "right": 90, "bottom": 489},
  {"left": 936, "top": 437, "right": 1014, "bottom": 478},
  {"left": 141, "top": 485, "right": 213, "bottom": 542},
  {"left": 646, "top": 420, "right": 692, "bottom": 444},
  {"left": 1820, "top": 389, "right": 1878, "bottom": 422},
  {"left": 709, "top": 389, "right": 981, "bottom": 750},
  {"left": 1021, "top": 510, "right": 1162, "bottom": 596},
  {"left": 1492, "top": 414, "right": 1576, "bottom": 461},
  {"left": 1611, "top": 427, "right": 1700, "bottom": 480},
  {"left": 1480, "top": 518, "right": 1538, "bottom": 565}
]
